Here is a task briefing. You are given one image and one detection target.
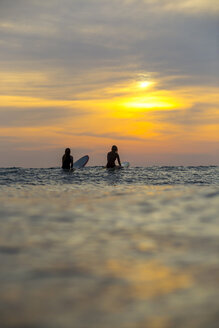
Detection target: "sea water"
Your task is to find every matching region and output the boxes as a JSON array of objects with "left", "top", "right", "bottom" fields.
[{"left": 0, "top": 166, "right": 219, "bottom": 328}]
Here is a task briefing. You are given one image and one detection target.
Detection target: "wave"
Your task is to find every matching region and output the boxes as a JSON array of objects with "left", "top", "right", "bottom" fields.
[{"left": 0, "top": 166, "right": 218, "bottom": 187}]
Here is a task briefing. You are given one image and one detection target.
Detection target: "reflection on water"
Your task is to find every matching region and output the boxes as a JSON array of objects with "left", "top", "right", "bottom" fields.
[
  {"left": 105, "top": 259, "right": 192, "bottom": 299},
  {"left": 0, "top": 184, "right": 219, "bottom": 328}
]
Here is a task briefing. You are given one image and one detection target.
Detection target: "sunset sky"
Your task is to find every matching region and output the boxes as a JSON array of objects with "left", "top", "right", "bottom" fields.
[{"left": 0, "top": 0, "right": 218, "bottom": 167}]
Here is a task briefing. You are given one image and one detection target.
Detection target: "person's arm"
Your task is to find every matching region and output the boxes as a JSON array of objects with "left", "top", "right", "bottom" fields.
[
  {"left": 117, "top": 154, "right": 121, "bottom": 166},
  {"left": 62, "top": 155, "right": 65, "bottom": 168},
  {"left": 70, "top": 156, "right": 73, "bottom": 169},
  {"left": 106, "top": 152, "right": 110, "bottom": 167}
]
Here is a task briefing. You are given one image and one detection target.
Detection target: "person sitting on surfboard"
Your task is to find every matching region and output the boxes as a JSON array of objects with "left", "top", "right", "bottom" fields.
[
  {"left": 106, "top": 145, "right": 121, "bottom": 168},
  {"left": 62, "top": 148, "right": 73, "bottom": 169}
]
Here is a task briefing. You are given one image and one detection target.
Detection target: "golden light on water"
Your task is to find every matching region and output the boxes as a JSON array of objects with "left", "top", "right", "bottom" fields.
[{"left": 106, "top": 259, "right": 192, "bottom": 300}]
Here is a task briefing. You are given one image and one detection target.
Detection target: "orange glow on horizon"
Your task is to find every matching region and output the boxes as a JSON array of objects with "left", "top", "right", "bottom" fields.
[{"left": 0, "top": 72, "right": 218, "bottom": 165}]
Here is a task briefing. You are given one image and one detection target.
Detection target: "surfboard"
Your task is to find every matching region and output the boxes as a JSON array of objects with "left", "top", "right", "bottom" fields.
[
  {"left": 121, "top": 162, "right": 130, "bottom": 168},
  {"left": 105, "top": 162, "right": 130, "bottom": 170},
  {"left": 73, "top": 155, "right": 89, "bottom": 169}
]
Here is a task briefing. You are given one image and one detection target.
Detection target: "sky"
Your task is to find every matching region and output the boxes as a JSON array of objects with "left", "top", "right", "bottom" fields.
[{"left": 0, "top": 0, "right": 218, "bottom": 167}]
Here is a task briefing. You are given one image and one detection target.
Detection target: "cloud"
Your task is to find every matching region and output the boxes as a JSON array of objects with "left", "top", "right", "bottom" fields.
[
  {"left": 0, "top": 0, "right": 218, "bottom": 166},
  {"left": 0, "top": 106, "right": 86, "bottom": 127},
  {"left": 149, "top": 0, "right": 219, "bottom": 14},
  {"left": 74, "top": 131, "right": 144, "bottom": 141},
  {"left": 0, "top": 0, "right": 218, "bottom": 90},
  {"left": 144, "top": 103, "right": 219, "bottom": 128}
]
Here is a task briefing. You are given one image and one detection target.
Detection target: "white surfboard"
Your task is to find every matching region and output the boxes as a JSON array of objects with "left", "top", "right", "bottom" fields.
[
  {"left": 106, "top": 162, "right": 130, "bottom": 170},
  {"left": 73, "top": 155, "right": 89, "bottom": 169},
  {"left": 121, "top": 162, "right": 130, "bottom": 168}
]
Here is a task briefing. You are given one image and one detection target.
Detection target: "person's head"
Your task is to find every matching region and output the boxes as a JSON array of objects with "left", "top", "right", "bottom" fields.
[
  {"left": 65, "top": 148, "right": 71, "bottom": 156},
  {"left": 111, "top": 145, "right": 118, "bottom": 152}
]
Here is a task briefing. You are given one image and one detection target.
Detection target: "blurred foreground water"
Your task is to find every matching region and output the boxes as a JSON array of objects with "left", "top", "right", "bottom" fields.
[{"left": 0, "top": 166, "right": 219, "bottom": 328}]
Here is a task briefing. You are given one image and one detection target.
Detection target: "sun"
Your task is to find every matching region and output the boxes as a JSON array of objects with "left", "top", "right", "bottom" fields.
[{"left": 139, "top": 81, "right": 151, "bottom": 88}]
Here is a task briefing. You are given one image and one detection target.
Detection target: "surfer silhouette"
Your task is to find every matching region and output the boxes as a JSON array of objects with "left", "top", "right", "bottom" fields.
[
  {"left": 62, "top": 148, "right": 73, "bottom": 169},
  {"left": 106, "top": 145, "right": 121, "bottom": 168}
]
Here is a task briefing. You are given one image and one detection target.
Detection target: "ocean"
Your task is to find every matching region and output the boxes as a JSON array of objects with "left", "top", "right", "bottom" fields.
[{"left": 0, "top": 166, "right": 219, "bottom": 328}]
